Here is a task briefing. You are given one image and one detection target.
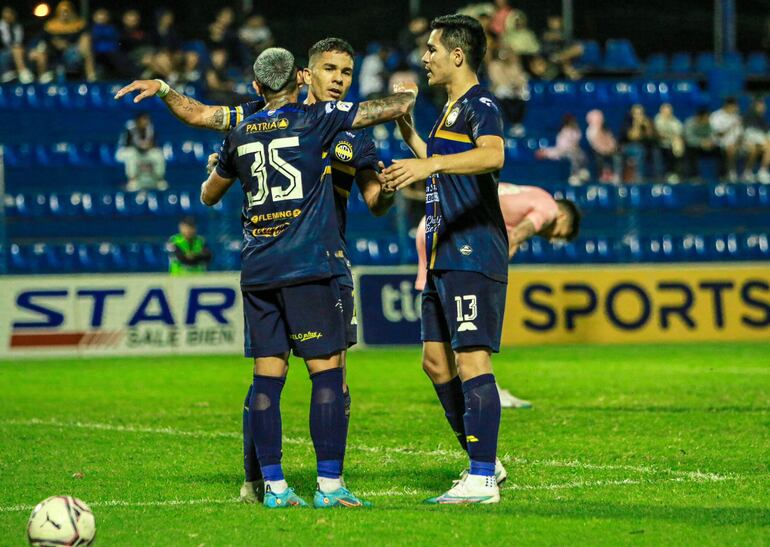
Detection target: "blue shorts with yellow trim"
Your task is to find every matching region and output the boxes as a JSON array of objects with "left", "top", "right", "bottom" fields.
[
  {"left": 421, "top": 270, "right": 507, "bottom": 352},
  {"left": 242, "top": 277, "right": 346, "bottom": 359}
]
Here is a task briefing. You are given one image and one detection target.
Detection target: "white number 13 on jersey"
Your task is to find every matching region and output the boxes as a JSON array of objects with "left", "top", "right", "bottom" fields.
[
  {"left": 454, "top": 295, "right": 478, "bottom": 322},
  {"left": 237, "top": 137, "right": 303, "bottom": 207}
]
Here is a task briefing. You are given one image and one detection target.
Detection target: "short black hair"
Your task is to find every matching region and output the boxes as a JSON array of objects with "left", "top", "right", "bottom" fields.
[
  {"left": 556, "top": 199, "right": 581, "bottom": 241},
  {"left": 308, "top": 37, "right": 354, "bottom": 64},
  {"left": 724, "top": 96, "right": 738, "bottom": 106},
  {"left": 180, "top": 216, "right": 196, "bottom": 227},
  {"left": 430, "top": 14, "right": 487, "bottom": 72}
]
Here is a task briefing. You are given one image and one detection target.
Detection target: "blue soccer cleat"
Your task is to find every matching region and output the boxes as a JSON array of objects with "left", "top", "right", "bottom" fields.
[
  {"left": 313, "top": 486, "right": 372, "bottom": 508},
  {"left": 263, "top": 486, "right": 308, "bottom": 508}
]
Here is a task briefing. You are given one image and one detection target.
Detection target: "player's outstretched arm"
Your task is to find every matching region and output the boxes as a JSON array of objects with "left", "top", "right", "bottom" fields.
[
  {"left": 351, "top": 86, "right": 417, "bottom": 129},
  {"left": 356, "top": 161, "right": 395, "bottom": 217},
  {"left": 382, "top": 135, "right": 505, "bottom": 191},
  {"left": 200, "top": 171, "right": 236, "bottom": 206},
  {"left": 396, "top": 112, "right": 427, "bottom": 159},
  {"left": 507, "top": 218, "right": 537, "bottom": 257},
  {"left": 114, "top": 79, "right": 230, "bottom": 131}
]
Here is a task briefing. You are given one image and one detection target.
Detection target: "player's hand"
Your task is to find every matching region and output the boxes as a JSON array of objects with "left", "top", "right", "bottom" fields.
[
  {"left": 376, "top": 161, "right": 395, "bottom": 196},
  {"left": 114, "top": 80, "right": 161, "bottom": 103},
  {"left": 508, "top": 243, "right": 519, "bottom": 259},
  {"left": 206, "top": 152, "right": 219, "bottom": 175},
  {"left": 381, "top": 158, "right": 434, "bottom": 191}
]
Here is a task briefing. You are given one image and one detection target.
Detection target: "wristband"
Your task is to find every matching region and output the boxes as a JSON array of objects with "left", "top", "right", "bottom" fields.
[{"left": 155, "top": 79, "right": 170, "bottom": 98}]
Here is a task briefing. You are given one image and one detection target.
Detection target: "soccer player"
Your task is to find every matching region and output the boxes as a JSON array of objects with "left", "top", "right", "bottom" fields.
[
  {"left": 381, "top": 14, "right": 508, "bottom": 504},
  {"left": 199, "top": 47, "right": 415, "bottom": 508},
  {"left": 414, "top": 183, "right": 581, "bottom": 408},
  {"left": 115, "top": 38, "right": 395, "bottom": 503}
]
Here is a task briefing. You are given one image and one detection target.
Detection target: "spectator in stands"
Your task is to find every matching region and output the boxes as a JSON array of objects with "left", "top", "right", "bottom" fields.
[
  {"left": 540, "top": 15, "right": 583, "bottom": 80},
  {"left": 90, "top": 8, "right": 122, "bottom": 78},
  {"left": 741, "top": 97, "right": 770, "bottom": 183},
  {"left": 683, "top": 108, "right": 718, "bottom": 180},
  {"left": 118, "top": 112, "right": 167, "bottom": 192},
  {"left": 487, "top": 47, "right": 528, "bottom": 134},
  {"left": 0, "top": 6, "right": 34, "bottom": 83},
  {"left": 359, "top": 43, "right": 390, "bottom": 99},
  {"left": 147, "top": 9, "right": 199, "bottom": 84},
  {"left": 621, "top": 104, "right": 658, "bottom": 182},
  {"left": 503, "top": 9, "right": 539, "bottom": 56},
  {"left": 207, "top": 7, "right": 239, "bottom": 64},
  {"left": 238, "top": 14, "right": 273, "bottom": 60},
  {"left": 167, "top": 217, "right": 212, "bottom": 276},
  {"left": 489, "top": 0, "right": 512, "bottom": 37},
  {"left": 205, "top": 47, "right": 238, "bottom": 104},
  {"left": 654, "top": 103, "right": 685, "bottom": 183},
  {"left": 119, "top": 9, "right": 151, "bottom": 75},
  {"left": 586, "top": 109, "right": 621, "bottom": 183},
  {"left": 30, "top": 0, "right": 96, "bottom": 82},
  {"left": 710, "top": 97, "right": 742, "bottom": 182},
  {"left": 536, "top": 114, "right": 589, "bottom": 185},
  {"left": 398, "top": 16, "right": 428, "bottom": 59}
]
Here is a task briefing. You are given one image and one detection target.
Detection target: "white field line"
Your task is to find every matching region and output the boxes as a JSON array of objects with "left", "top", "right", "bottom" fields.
[
  {"left": 1, "top": 418, "right": 735, "bottom": 482},
  {"left": 0, "top": 474, "right": 730, "bottom": 514}
]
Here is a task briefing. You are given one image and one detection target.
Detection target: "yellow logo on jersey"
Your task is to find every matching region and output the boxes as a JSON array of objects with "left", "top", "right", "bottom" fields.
[
  {"left": 250, "top": 208, "right": 302, "bottom": 224},
  {"left": 245, "top": 118, "right": 290, "bottom": 133},
  {"left": 334, "top": 141, "right": 354, "bottom": 162},
  {"left": 466, "top": 435, "right": 479, "bottom": 443}
]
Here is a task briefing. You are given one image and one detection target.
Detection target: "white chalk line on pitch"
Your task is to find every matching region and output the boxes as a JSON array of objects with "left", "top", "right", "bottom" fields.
[
  {"left": 0, "top": 475, "right": 731, "bottom": 514},
  {"left": 1, "top": 418, "right": 737, "bottom": 483}
]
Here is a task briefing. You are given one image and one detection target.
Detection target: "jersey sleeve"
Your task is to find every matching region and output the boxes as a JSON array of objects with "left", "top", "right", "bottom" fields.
[
  {"left": 228, "top": 100, "right": 265, "bottom": 129},
  {"left": 215, "top": 134, "right": 237, "bottom": 179},
  {"left": 310, "top": 101, "right": 361, "bottom": 149},
  {"left": 352, "top": 132, "right": 379, "bottom": 172},
  {"left": 467, "top": 95, "right": 504, "bottom": 141}
]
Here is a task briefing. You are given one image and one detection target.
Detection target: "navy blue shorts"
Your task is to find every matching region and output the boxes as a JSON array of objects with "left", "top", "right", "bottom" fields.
[
  {"left": 421, "top": 270, "right": 507, "bottom": 352},
  {"left": 242, "top": 277, "right": 346, "bottom": 359},
  {"left": 339, "top": 282, "right": 358, "bottom": 347}
]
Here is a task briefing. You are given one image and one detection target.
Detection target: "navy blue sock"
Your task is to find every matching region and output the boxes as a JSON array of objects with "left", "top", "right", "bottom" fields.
[
  {"left": 462, "top": 374, "right": 500, "bottom": 476},
  {"left": 242, "top": 384, "right": 262, "bottom": 482},
  {"left": 309, "top": 368, "right": 346, "bottom": 478},
  {"left": 249, "top": 374, "right": 285, "bottom": 480},
  {"left": 433, "top": 376, "right": 468, "bottom": 451}
]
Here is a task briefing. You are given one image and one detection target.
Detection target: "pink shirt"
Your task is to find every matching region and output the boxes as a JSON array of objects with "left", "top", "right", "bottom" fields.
[{"left": 415, "top": 184, "right": 558, "bottom": 290}]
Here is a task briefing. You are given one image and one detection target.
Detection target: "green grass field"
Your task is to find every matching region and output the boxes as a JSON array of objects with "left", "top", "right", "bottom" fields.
[{"left": 1, "top": 343, "right": 769, "bottom": 545}]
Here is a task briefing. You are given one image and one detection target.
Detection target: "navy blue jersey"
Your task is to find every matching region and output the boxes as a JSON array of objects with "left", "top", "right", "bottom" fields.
[
  {"left": 237, "top": 100, "right": 378, "bottom": 278},
  {"left": 216, "top": 100, "right": 359, "bottom": 289},
  {"left": 425, "top": 85, "right": 508, "bottom": 282}
]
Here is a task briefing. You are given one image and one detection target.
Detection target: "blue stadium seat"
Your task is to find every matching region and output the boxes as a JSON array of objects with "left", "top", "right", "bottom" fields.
[
  {"left": 610, "top": 81, "right": 639, "bottom": 106},
  {"left": 376, "top": 238, "right": 400, "bottom": 265},
  {"left": 3, "top": 143, "right": 33, "bottom": 167},
  {"left": 723, "top": 52, "right": 744, "bottom": 72},
  {"left": 695, "top": 52, "right": 715, "bottom": 73},
  {"left": 350, "top": 238, "right": 375, "bottom": 265},
  {"left": 743, "top": 233, "right": 770, "bottom": 260},
  {"left": 9, "top": 244, "right": 35, "bottom": 273},
  {"left": 746, "top": 52, "right": 769, "bottom": 76},
  {"left": 548, "top": 81, "right": 578, "bottom": 106},
  {"left": 578, "top": 81, "right": 610, "bottom": 107},
  {"left": 15, "top": 193, "right": 48, "bottom": 217},
  {"left": 3, "top": 194, "right": 19, "bottom": 217},
  {"left": 645, "top": 54, "right": 668, "bottom": 76},
  {"left": 670, "top": 52, "right": 692, "bottom": 74},
  {"left": 604, "top": 39, "right": 640, "bottom": 71},
  {"left": 69, "top": 142, "right": 101, "bottom": 166},
  {"left": 48, "top": 193, "right": 81, "bottom": 217},
  {"left": 528, "top": 81, "right": 548, "bottom": 106},
  {"left": 678, "top": 234, "right": 708, "bottom": 261},
  {"left": 575, "top": 40, "right": 601, "bottom": 68},
  {"left": 173, "top": 141, "right": 206, "bottom": 165}
]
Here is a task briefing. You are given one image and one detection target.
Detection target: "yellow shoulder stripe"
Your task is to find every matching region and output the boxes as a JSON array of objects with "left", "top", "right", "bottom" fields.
[
  {"left": 331, "top": 161, "right": 356, "bottom": 176},
  {"left": 334, "top": 185, "right": 351, "bottom": 198},
  {"left": 434, "top": 129, "right": 473, "bottom": 144}
]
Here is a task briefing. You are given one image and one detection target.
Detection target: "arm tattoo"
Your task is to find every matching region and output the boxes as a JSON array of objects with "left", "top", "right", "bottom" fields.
[
  {"left": 163, "top": 89, "right": 225, "bottom": 129},
  {"left": 509, "top": 219, "right": 537, "bottom": 246},
  {"left": 204, "top": 107, "right": 226, "bottom": 131},
  {"left": 353, "top": 92, "right": 415, "bottom": 128}
]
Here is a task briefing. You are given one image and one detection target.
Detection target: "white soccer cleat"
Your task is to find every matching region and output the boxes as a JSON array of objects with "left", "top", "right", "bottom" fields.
[
  {"left": 497, "top": 384, "right": 533, "bottom": 409},
  {"left": 459, "top": 457, "right": 508, "bottom": 486},
  {"left": 239, "top": 479, "right": 264, "bottom": 504},
  {"left": 425, "top": 473, "right": 500, "bottom": 504}
]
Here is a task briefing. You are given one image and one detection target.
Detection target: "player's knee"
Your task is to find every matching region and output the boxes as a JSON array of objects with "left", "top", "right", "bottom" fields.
[{"left": 422, "top": 355, "right": 446, "bottom": 382}]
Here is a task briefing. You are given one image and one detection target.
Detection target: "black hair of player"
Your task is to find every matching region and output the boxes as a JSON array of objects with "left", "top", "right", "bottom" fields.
[
  {"left": 724, "top": 96, "right": 738, "bottom": 106},
  {"left": 430, "top": 14, "right": 487, "bottom": 72},
  {"left": 180, "top": 216, "right": 196, "bottom": 228},
  {"left": 556, "top": 199, "right": 581, "bottom": 241},
  {"left": 253, "top": 64, "right": 299, "bottom": 99},
  {"left": 308, "top": 37, "right": 354, "bottom": 63}
]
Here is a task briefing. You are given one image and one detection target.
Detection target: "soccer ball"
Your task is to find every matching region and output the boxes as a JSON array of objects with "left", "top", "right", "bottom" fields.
[{"left": 27, "top": 496, "right": 95, "bottom": 546}]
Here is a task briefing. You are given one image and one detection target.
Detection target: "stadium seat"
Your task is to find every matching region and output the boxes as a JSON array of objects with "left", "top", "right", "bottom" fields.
[
  {"left": 695, "top": 52, "right": 715, "bottom": 74},
  {"left": 743, "top": 233, "right": 770, "bottom": 260},
  {"left": 645, "top": 54, "right": 668, "bottom": 76},
  {"left": 575, "top": 40, "right": 601, "bottom": 69},
  {"left": 3, "top": 143, "right": 34, "bottom": 168},
  {"left": 723, "top": 52, "right": 744, "bottom": 72},
  {"left": 746, "top": 52, "right": 769, "bottom": 76},
  {"left": 14, "top": 193, "right": 48, "bottom": 217},
  {"left": 670, "top": 52, "right": 692, "bottom": 74},
  {"left": 548, "top": 81, "right": 578, "bottom": 106},
  {"left": 610, "top": 81, "right": 639, "bottom": 106},
  {"left": 604, "top": 39, "right": 640, "bottom": 71},
  {"left": 377, "top": 238, "right": 401, "bottom": 265}
]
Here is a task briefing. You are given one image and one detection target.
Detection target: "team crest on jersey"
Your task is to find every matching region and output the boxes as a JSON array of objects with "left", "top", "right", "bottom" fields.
[
  {"left": 445, "top": 106, "right": 460, "bottom": 127},
  {"left": 334, "top": 141, "right": 354, "bottom": 162},
  {"left": 246, "top": 118, "right": 289, "bottom": 133},
  {"left": 459, "top": 244, "right": 473, "bottom": 256}
]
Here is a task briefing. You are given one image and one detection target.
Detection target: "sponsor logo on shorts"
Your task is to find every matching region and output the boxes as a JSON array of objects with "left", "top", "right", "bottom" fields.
[
  {"left": 459, "top": 244, "right": 473, "bottom": 256},
  {"left": 290, "top": 331, "right": 324, "bottom": 342},
  {"left": 245, "top": 118, "right": 289, "bottom": 133}
]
